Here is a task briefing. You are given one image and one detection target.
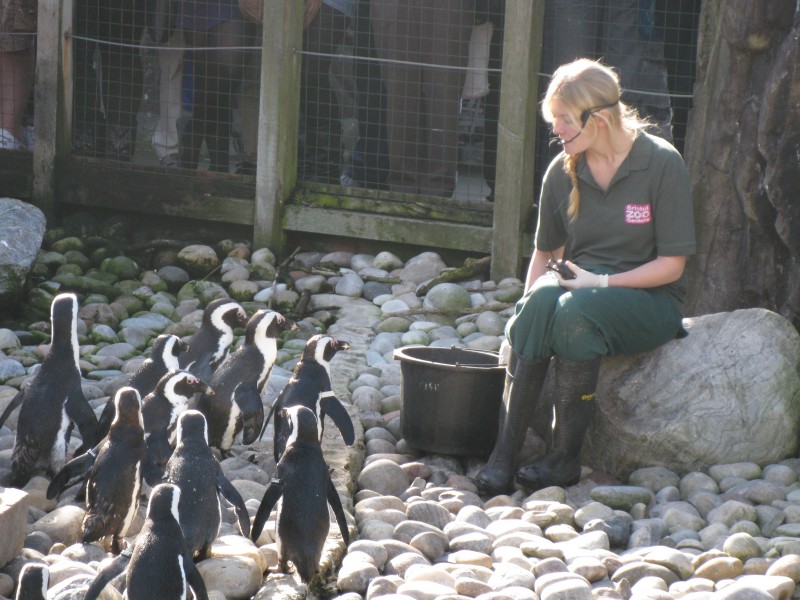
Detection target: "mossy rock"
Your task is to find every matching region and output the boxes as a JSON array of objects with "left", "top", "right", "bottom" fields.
[
  {"left": 100, "top": 256, "right": 140, "bottom": 281},
  {"left": 50, "top": 236, "right": 85, "bottom": 254}
]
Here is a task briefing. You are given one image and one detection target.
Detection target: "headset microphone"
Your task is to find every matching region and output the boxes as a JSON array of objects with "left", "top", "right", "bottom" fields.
[{"left": 556, "top": 102, "right": 618, "bottom": 146}]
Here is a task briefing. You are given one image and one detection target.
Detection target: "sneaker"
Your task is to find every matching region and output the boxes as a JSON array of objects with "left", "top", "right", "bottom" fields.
[
  {"left": 159, "top": 153, "right": 180, "bottom": 168},
  {"left": 0, "top": 128, "right": 25, "bottom": 150}
]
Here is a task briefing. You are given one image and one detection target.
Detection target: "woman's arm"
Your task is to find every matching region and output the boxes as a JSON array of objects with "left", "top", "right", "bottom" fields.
[
  {"left": 525, "top": 246, "right": 565, "bottom": 290},
  {"left": 559, "top": 255, "right": 686, "bottom": 290}
]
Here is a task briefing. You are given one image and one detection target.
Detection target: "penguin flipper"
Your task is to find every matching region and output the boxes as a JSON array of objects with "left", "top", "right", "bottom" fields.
[
  {"left": 319, "top": 394, "right": 355, "bottom": 445},
  {"left": 327, "top": 476, "right": 350, "bottom": 545},
  {"left": 46, "top": 447, "right": 98, "bottom": 499},
  {"left": 233, "top": 380, "right": 264, "bottom": 445},
  {"left": 96, "top": 398, "right": 115, "bottom": 441},
  {"left": 66, "top": 385, "right": 100, "bottom": 451},
  {"left": 145, "top": 430, "right": 174, "bottom": 469},
  {"left": 0, "top": 388, "right": 24, "bottom": 429},
  {"left": 141, "top": 454, "right": 165, "bottom": 488},
  {"left": 258, "top": 395, "right": 281, "bottom": 442},
  {"left": 217, "top": 473, "right": 250, "bottom": 538},
  {"left": 251, "top": 478, "right": 284, "bottom": 542},
  {"left": 83, "top": 549, "right": 131, "bottom": 600},
  {"left": 184, "top": 551, "right": 210, "bottom": 600}
]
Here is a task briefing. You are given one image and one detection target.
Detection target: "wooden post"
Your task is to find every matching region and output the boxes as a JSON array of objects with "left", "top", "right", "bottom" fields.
[
  {"left": 490, "top": 0, "right": 544, "bottom": 281},
  {"left": 31, "top": 0, "right": 72, "bottom": 219},
  {"left": 252, "top": 2, "right": 303, "bottom": 253}
]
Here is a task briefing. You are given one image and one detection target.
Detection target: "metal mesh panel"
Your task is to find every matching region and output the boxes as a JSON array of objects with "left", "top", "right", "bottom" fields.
[
  {"left": 60, "top": 0, "right": 700, "bottom": 196},
  {"left": 535, "top": 0, "right": 701, "bottom": 191},
  {"left": 0, "top": 0, "right": 37, "bottom": 151},
  {"left": 71, "top": 0, "right": 261, "bottom": 174}
]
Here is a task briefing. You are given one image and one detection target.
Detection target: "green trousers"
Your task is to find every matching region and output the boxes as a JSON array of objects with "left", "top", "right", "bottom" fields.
[{"left": 506, "top": 270, "right": 685, "bottom": 361}]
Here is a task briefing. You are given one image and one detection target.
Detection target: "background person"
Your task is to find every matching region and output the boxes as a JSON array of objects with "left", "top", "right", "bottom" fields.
[{"left": 475, "top": 58, "right": 696, "bottom": 496}]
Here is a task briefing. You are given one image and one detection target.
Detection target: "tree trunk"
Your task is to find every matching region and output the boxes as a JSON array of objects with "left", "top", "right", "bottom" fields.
[{"left": 684, "top": 1, "right": 800, "bottom": 328}]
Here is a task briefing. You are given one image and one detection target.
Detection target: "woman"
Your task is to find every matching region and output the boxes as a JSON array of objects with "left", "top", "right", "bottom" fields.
[{"left": 475, "top": 58, "right": 695, "bottom": 496}]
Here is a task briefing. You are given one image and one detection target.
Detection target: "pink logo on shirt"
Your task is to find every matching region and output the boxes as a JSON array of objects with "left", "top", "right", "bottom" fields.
[{"left": 625, "top": 203, "right": 652, "bottom": 224}]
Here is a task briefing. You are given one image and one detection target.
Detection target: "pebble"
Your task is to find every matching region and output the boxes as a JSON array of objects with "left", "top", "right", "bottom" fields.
[{"left": 0, "top": 228, "right": 798, "bottom": 600}]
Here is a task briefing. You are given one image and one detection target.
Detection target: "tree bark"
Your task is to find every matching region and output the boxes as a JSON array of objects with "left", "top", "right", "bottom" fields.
[{"left": 684, "top": 1, "right": 800, "bottom": 328}]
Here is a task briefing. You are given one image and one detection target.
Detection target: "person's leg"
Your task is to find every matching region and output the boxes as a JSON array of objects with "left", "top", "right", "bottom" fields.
[
  {"left": 152, "top": 29, "right": 186, "bottom": 166},
  {"left": 603, "top": 0, "right": 673, "bottom": 143},
  {"left": 515, "top": 284, "right": 685, "bottom": 491},
  {"left": 0, "top": 0, "right": 36, "bottom": 148},
  {"left": 418, "top": 0, "right": 473, "bottom": 198},
  {"left": 202, "top": 18, "right": 257, "bottom": 173},
  {"left": 370, "top": 0, "right": 423, "bottom": 194},
  {"left": 99, "top": 0, "right": 147, "bottom": 160},
  {"left": 300, "top": 4, "right": 349, "bottom": 183}
]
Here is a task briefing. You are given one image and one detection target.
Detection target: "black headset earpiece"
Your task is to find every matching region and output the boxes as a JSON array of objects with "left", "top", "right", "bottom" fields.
[{"left": 580, "top": 110, "right": 592, "bottom": 128}]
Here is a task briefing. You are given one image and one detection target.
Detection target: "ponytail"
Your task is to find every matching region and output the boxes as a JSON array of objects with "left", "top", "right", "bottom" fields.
[{"left": 563, "top": 152, "right": 582, "bottom": 220}]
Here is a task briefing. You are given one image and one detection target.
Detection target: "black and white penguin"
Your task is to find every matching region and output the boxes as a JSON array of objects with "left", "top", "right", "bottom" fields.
[
  {"left": 46, "top": 386, "right": 162, "bottom": 554},
  {"left": 179, "top": 298, "right": 248, "bottom": 383},
  {"left": 15, "top": 562, "right": 48, "bottom": 600},
  {"left": 263, "top": 334, "right": 354, "bottom": 462},
  {"left": 0, "top": 293, "right": 99, "bottom": 488},
  {"left": 197, "top": 309, "right": 297, "bottom": 454},
  {"left": 84, "top": 483, "right": 209, "bottom": 600},
  {"left": 251, "top": 405, "right": 350, "bottom": 584},
  {"left": 142, "top": 370, "right": 214, "bottom": 467},
  {"left": 98, "top": 334, "right": 189, "bottom": 439},
  {"left": 164, "top": 410, "right": 250, "bottom": 559}
]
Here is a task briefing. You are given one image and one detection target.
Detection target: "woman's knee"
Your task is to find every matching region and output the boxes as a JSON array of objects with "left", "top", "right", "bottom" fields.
[{"left": 551, "top": 297, "right": 607, "bottom": 360}]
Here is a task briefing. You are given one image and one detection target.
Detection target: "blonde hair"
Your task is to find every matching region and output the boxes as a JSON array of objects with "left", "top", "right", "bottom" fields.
[{"left": 542, "top": 59, "right": 650, "bottom": 219}]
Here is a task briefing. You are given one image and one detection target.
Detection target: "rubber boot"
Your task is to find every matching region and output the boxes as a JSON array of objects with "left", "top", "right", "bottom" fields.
[
  {"left": 515, "top": 356, "right": 601, "bottom": 491},
  {"left": 474, "top": 352, "right": 550, "bottom": 496}
]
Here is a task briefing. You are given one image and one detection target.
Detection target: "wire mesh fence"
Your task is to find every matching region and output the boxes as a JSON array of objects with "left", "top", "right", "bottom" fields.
[
  {"left": 0, "top": 0, "right": 37, "bottom": 152},
  {"left": 2, "top": 0, "right": 701, "bottom": 206}
]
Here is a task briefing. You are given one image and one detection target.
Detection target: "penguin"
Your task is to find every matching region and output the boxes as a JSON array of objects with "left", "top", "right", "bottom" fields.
[
  {"left": 142, "top": 370, "right": 214, "bottom": 467},
  {"left": 15, "top": 562, "right": 48, "bottom": 600},
  {"left": 46, "top": 387, "right": 163, "bottom": 554},
  {"left": 83, "top": 483, "right": 209, "bottom": 600},
  {"left": 98, "top": 334, "right": 189, "bottom": 439},
  {"left": 251, "top": 406, "right": 349, "bottom": 583},
  {"left": 197, "top": 309, "right": 297, "bottom": 454},
  {"left": 263, "top": 334, "right": 354, "bottom": 462},
  {"left": 164, "top": 410, "right": 250, "bottom": 559},
  {"left": 179, "top": 298, "right": 248, "bottom": 383},
  {"left": 0, "top": 292, "right": 99, "bottom": 488}
]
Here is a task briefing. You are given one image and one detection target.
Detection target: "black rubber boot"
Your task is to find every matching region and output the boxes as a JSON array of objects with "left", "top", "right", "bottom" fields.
[
  {"left": 515, "top": 356, "right": 601, "bottom": 491},
  {"left": 474, "top": 352, "right": 550, "bottom": 496}
]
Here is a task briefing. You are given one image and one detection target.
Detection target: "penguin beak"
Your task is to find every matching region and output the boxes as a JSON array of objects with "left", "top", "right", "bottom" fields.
[
  {"left": 198, "top": 382, "right": 215, "bottom": 397},
  {"left": 335, "top": 340, "right": 351, "bottom": 351},
  {"left": 281, "top": 317, "right": 300, "bottom": 331}
]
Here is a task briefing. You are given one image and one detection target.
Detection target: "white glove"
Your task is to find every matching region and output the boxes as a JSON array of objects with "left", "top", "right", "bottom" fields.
[{"left": 556, "top": 260, "right": 609, "bottom": 289}]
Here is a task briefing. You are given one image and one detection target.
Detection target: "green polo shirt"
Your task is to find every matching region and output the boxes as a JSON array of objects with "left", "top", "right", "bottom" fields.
[{"left": 535, "top": 132, "right": 696, "bottom": 303}]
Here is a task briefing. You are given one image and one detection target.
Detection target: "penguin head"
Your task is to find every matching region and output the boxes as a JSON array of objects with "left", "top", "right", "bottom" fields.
[
  {"left": 162, "top": 370, "right": 214, "bottom": 404},
  {"left": 16, "top": 562, "right": 49, "bottom": 600},
  {"left": 151, "top": 334, "right": 189, "bottom": 370},
  {"left": 176, "top": 409, "right": 208, "bottom": 445},
  {"left": 302, "top": 334, "right": 351, "bottom": 366},
  {"left": 282, "top": 405, "right": 319, "bottom": 447},
  {"left": 113, "top": 387, "right": 144, "bottom": 429},
  {"left": 246, "top": 310, "right": 298, "bottom": 345},
  {"left": 146, "top": 482, "right": 181, "bottom": 524},
  {"left": 205, "top": 298, "right": 248, "bottom": 334},
  {"left": 49, "top": 293, "right": 80, "bottom": 364}
]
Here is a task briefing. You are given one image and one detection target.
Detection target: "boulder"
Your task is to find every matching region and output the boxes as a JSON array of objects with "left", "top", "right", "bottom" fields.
[
  {"left": 0, "top": 198, "right": 46, "bottom": 309},
  {"left": 580, "top": 309, "right": 800, "bottom": 477}
]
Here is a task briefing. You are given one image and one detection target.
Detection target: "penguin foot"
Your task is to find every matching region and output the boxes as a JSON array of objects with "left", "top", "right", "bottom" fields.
[{"left": 515, "top": 453, "right": 581, "bottom": 491}]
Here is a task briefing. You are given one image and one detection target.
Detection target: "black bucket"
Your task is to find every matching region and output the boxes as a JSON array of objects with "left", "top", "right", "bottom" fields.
[{"left": 395, "top": 346, "right": 506, "bottom": 456}]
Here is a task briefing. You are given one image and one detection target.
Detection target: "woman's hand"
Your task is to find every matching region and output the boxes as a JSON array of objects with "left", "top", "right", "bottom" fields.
[{"left": 555, "top": 261, "right": 609, "bottom": 289}]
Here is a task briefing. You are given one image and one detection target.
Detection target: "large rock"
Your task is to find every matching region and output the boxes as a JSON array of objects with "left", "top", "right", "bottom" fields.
[
  {"left": 0, "top": 198, "right": 46, "bottom": 309},
  {"left": 0, "top": 488, "right": 29, "bottom": 568},
  {"left": 581, "top": 309, "right": 800, "bottom": 477}
]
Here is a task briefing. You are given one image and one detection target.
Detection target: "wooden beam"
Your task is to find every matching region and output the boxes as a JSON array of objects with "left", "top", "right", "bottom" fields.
[
  {"left": 31, "top": 0, "right": 72, "bottom": 218},
  {"left": 253, "top": 2, "right": 303, "bottom": 252},
  {"left": 490, "top": 0, "right": 545, "bottom": 281},
  {"left": 284, "top": 205, "right": 493, "bottom": 253}
]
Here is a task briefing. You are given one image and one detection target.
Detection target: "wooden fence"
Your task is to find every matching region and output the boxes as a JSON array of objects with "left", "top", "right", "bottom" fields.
[{"left": 2, "top": 0, "right": 545, "bottom": 281}]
